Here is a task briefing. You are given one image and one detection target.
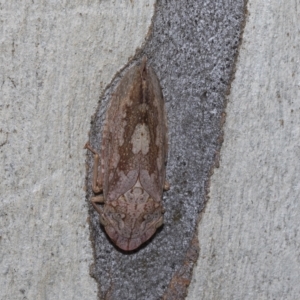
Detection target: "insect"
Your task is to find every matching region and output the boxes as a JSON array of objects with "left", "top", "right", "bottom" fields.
[{"left": 85, "top": 57, "right": 169, "bottom": 251}]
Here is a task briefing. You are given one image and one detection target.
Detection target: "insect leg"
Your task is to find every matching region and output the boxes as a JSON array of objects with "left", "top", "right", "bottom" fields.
[
  {"left": 91, "top": 196, "right": 109, "bottom": 226},
  {"left": 91, "top": 195, "right": 104, "bottom": 212},
  {"left": 163, "top": 181, "right": 170, "bottom": 191},
  {"left": 84, "top": 142, "right": 103, "bottom": 194}
]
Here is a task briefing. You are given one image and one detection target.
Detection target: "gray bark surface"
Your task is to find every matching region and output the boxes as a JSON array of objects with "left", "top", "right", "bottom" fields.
[
  {"left": 187, "top": 1, "right": 300, "bottom": 299},
  {"left": 0, "top": 1, "right": 154, "bottom": 299},
  {"left": 3, "top": 1, "right": 297, "bottom": 299}
]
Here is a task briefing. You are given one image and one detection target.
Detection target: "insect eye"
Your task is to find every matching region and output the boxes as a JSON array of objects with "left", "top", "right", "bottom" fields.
[
  {"left": 113, "top": 213, "right": 125, "bottom": 220},
  {"left": 143, "top": 214, "right": 154, "bottom": 222}
]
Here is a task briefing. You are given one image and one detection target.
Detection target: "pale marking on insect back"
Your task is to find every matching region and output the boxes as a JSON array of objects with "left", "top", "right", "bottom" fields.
[{"left": 131, "top": 123, "right": 150, "bottom": 155}]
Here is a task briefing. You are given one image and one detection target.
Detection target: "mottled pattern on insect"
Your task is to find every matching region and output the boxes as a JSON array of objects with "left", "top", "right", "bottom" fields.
[{"left": 85, "top": 57, "right": 169, "bottom": 251}]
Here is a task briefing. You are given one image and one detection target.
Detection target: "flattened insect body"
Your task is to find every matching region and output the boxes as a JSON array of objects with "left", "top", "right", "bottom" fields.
[{"left": 85, "top": 57, "right": 168, "bottom": 251}]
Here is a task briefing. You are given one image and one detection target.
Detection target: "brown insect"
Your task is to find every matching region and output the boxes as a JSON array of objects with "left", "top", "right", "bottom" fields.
[{"left": 85, "top": 57, "right": 169, "bottom": 251}]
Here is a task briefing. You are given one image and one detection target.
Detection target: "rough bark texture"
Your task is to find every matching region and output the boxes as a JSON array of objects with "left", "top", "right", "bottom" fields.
[
  {"left": 0, "top": 1, "right": 155, "bottom": 299},
  {"left": 187, "top": 1, "right": 300, "bottom": 299},
  {"left": 2, "top": 0, "right": 298, "bottom": 300},
  {"left": 87, "top": 1, "right": 245, "bottom": 299}
]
